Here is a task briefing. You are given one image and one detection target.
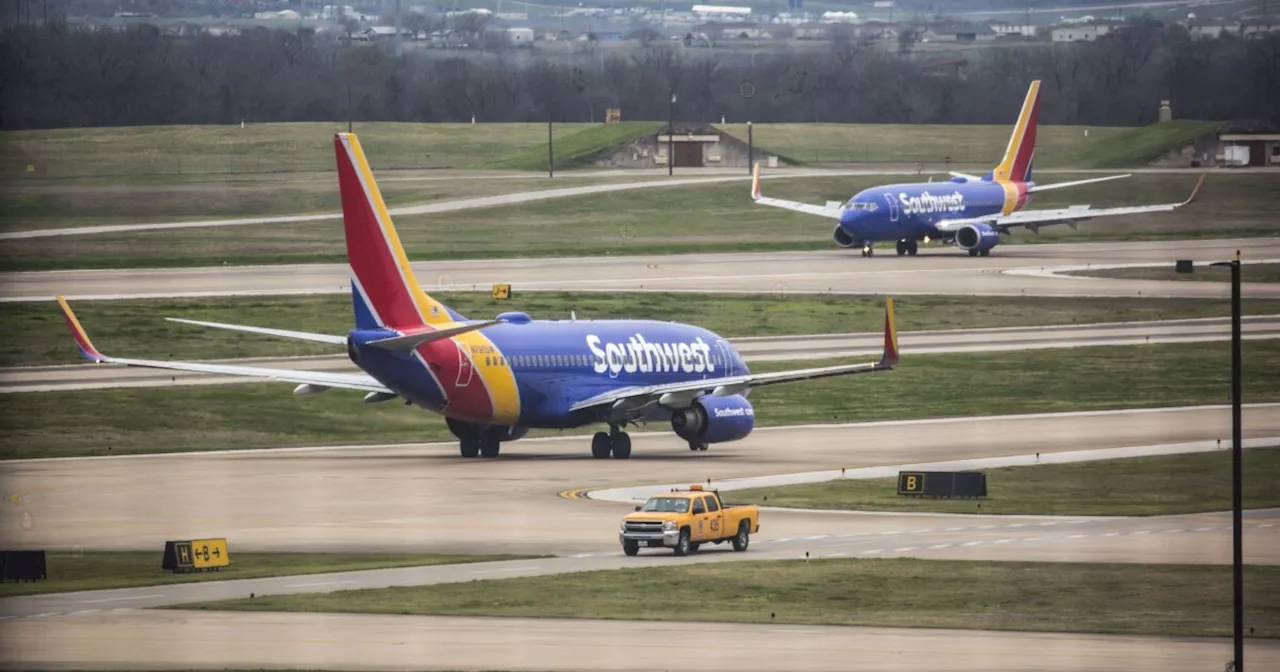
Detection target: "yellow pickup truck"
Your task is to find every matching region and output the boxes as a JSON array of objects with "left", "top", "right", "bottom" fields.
[{"left": 619, "top": 485, "right": 760, "bottom": 556}]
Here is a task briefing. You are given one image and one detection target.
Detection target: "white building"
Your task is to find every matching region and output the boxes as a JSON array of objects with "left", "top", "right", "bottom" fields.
[
  {"left": 821, "top": 11, "right": 860, "bottom": 24},
  {"left": 692, "top": 5, "right": 752, "bottom": 19},
  {"left": 505, "top": 27, "right": 535, "bottom": 44},
  {"left": 1051, "top": 22, "right": 1116, "bottom": 42}
]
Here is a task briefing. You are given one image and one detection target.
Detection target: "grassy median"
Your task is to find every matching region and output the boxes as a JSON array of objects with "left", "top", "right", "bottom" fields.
[
  {"left": 0, "top": 551, "right": 537, "bottom": 598},
  {"left": 1069, "top": 263, "right": 1280, "bottom": 284},
  {"left": 178, "top": 558, "right": 1280, "bottom": 638},
  {"left": 3, "top": 340, "right": 1278, "bottom": 460},
  {"left": 7, "top": 292, "right": 1275, "bottom": 368},
  {"left": 728, "top": 447, "right": 1280, "bottom": 516}
]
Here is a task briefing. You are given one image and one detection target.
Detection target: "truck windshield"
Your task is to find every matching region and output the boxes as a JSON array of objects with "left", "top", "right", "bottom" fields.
[{"left": 641, "top": 497, "right": 690, "bottom": 513}]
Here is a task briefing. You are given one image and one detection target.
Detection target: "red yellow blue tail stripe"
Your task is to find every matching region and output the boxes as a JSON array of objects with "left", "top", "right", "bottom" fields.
[{"left": 57, "top": 296, "right": 105, "bottom": 363}]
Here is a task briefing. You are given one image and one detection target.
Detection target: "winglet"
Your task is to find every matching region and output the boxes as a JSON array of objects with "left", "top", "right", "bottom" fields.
[
  {"left": 751, "top": 162, "right": 762, "bottom": 201},
  {"left": 57, "top": 296, "right": 105, "bottom": 363},
  {"left": 1180, "top": 173, "right": 1207, "bottom": 207},
  {"left": 880, "top": 297, "right": 899, "bottom": 368}
]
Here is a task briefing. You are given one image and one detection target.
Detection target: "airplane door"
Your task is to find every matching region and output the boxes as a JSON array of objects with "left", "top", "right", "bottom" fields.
[
  {"left": 884, "top": 193, "right": 900, "bottom": 222},
  {"left": 455, "top": 342, "right": 474, "bottom": 387}
]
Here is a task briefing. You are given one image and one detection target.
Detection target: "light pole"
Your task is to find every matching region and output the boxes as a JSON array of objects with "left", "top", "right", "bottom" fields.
[
  {"left": 1178, "top": 251, "right": 1244, "bottom": 671},
  {"left": 747, "top": 121, "right": 753, "bottom": 175},
  {"left": 668, "top": 90, "right": 677, "bottom": 176}
]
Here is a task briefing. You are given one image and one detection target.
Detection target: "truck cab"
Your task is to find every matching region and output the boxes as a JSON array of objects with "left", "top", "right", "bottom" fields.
[{"left": 619, "top": 485, "right": 760, "bottom": 556}]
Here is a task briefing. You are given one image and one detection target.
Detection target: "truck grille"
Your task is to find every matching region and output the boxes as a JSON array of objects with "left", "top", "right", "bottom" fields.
[{"left": 624, "top": 520, "right": 664, "bottom": 533}]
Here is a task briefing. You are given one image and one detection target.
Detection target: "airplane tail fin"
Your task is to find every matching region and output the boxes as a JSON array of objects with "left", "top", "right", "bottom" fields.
[
  {"left": 334, "top": 133, "right": 457, "bottom": 330},
  {"left": 993, "top": 80, "right": 1040, "bottom": 184}
]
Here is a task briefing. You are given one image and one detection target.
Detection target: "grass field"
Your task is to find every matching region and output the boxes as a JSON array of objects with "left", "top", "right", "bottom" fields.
[
  {"left": 0, "top": 551, "right": 534, "bottom": 598},
  {"left": 4, "top": 340, "right": 1277, "bottom": 460},
  {"left": 8, "top": 292, "right": 1276, "bottom": 368},
  {"left": 1068, "top": 263, "right": 1280, "bottom": 284},
  {"left": 481, "top": 122, "right": 662, "bottom": 171},
  {"left": 178, "top": 558, "right": 1280, "bottom": 638},
  {"left": 0, "top": 122, "right": 595, "bottom": 181},
  {"left": 0, "top": 173, "right": 669, "bottom": 234},
  {"left": 729, "top": 448, "right": 1280, "bottom": 516},
  {"left": 5, "top": 172, "right": 1274, "bottom": 272},
  {"left": 1048, "top": 120, "right": 1224, "bottom": 169},
  {"left": 717, "top": 123, "right": 1135, "bottom": 167}
]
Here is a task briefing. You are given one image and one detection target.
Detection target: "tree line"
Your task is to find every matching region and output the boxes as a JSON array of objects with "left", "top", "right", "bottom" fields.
[{"left": 1, "top": 18, "right": 1277, "bottom": 131}]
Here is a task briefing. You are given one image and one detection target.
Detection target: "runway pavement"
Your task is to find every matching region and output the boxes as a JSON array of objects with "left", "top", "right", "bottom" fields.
[
  {"left": 6, "top": 314, "right": 1278, "bottom": 393},
  {"left": 6, "top": 239, "right": 1280, "bottom": 303},
  {"left": 8, "top": 610, "right": 1278, "bottom": 672}
]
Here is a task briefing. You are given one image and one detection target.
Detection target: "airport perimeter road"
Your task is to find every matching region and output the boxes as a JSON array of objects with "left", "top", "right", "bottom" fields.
[
  {"left": 4, "top": 610, "right": 1278, "bottom": 672},
  {"left": 5, "top": 315, "right": 1280, "bottom": 392},
  {"left": 5, "top": 239, "right": 1279, "bottom": 302}
]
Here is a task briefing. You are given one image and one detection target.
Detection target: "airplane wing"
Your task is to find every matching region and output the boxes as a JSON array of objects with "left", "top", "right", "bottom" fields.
[
  {"left": 570, "top": 298, "right": 899, "bottom": 416},
  {"left": 166, "top": 318, "right": 347, "bottom": 345},
  {"left": 750, "top": 162, "right": 844, "bottom": 220},
  {"left": 60, "top": 298, "right": 392, "bottom": 394},
  {"left": 1025, "top": 174, "right": 1130, "bottom": 193},
  {"left": 937, "top": 174, "right": 1205, "bottom": 235}
]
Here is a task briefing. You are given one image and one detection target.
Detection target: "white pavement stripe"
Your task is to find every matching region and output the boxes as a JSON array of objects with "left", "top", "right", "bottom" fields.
[
  {"left": 80, "top": 594, "right": 164, "bottom": 604},
  {"left": 285, "top": 580, "right": 358, "bottom": 588},
  {"left": 472, "top": 566, "right": 541, "bottom": 575}
]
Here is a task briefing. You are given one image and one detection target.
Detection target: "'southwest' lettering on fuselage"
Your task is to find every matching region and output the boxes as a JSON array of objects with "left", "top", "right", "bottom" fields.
[
  {"left": 898, "top": 190, "right": 965, "bottom": 215},
  {"left": 586, "top": 334, "right": 716, "bottom": 376}
]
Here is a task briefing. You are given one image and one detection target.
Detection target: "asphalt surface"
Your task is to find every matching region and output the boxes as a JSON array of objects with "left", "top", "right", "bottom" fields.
[
  {"left": 4, "top": 397, "right": 1280, "bottom": 669},
  {"left": 7, "top": 239, "right": 1280, "bottom": 303},
  {"left": 8, "top": 610, "right": 1277, "bottom": 672},
  {"left": 7, "top": 315, "right": 1278, "bottom": 393}
]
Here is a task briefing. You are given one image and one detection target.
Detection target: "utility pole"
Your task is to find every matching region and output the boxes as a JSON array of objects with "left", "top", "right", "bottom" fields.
[
  {"left": 1181, "top": 252, "right": 1245, "bottom": 671},
  {"left": 394, "top": 0, "right": 403, "bottom": 57},
  {"left": 668, "top": 89, "right": 677, "bottom": 176},
  {"left": 747, "top": 121, "right": 753, "bottom": 175},
  {"left": 547, "top": 102, "right": 554, "bottom": 178}
]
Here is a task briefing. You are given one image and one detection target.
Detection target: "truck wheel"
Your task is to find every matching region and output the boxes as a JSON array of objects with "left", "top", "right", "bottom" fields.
[
  {"left": 623, "top": 540, "right": 639, "bottom": 556},
  {"left": 732, "top": 522, "right": 750, "bottom": 552},
  {"left": 673, "top": 529, "right": 691, "bottom": 556},
  {"left": 688, "top": 542, "right": 701, "bottom": 553}
]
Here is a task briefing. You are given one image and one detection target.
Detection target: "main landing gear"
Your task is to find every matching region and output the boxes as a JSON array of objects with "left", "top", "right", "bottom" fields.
[
  {"left": 688, "top": 441, "right": 708, "bottom": 452},
  {"left": 967, "top": 248, "right": 991, "bottom": 257},
  {"left": 591, "top": 424, "right": 632, "bottom": 460},
  {"left": 895, "top": 239, "right": 919, "bottom": 256},
  {"left": 459, "top": 431, "right": 501, "bottom": 458}
]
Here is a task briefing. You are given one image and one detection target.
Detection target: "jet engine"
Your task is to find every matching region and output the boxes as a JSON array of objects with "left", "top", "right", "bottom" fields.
[
  {"left": 670, "top": 394, "right": 755, "bottom": 444},
  {"left": 832, "top": 225, "right": 858, "bottom": 248},
  {"left": 953, "top": 222, "right": 1001, "bottom": 253}
]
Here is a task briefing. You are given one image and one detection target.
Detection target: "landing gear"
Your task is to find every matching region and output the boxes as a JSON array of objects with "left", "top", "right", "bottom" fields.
[
  {"left": 459, "top": 436, "right": 480, "bottom": 458},
  {"left": 967, "top": 248, "right": 990, "bottom": 257},
  {"left": 860, "top": 244, "right": 875, "bottom": 258},
  {"left": 688, "top": 441, "right": 708, "bottom": 452},
  {"left": 591, "top": 425, "right": 633, "bottom": 459},
  {"left": 895, "top": 240, "right": 919, "bottom": 256},
  {"left": 479, "top": 435, "right": 500, "bottom": 458}
]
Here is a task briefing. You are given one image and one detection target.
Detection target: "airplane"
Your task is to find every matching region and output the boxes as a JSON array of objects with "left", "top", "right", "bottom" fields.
[
  {"left": 750, "top": 79, "right": 1206, "bottom": 258},
  {"left": 56, "top": 132, "right": 901, "bottom": 460}
]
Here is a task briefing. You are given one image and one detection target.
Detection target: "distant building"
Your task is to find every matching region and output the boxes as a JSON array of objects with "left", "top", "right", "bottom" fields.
[
  {"left": 924, "top": 23, "right": 996, "bottom": 42},
  {"left": 505, "top": 27, "right": 535, "bottom": 44},
  {"left": 692, "top": 5, "right": 752, "bottom": 19},
  {"left": 1052, "top": 22, "right": 1118, "bottom": 42},
  {"left": 987, "top": 20, "right": 1036, "bottom": 38}
]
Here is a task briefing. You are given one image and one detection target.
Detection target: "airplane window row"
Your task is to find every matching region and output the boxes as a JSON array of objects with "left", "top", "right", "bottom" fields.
[
  {"left": 480, "top": 351, "right": 734, "bottom": 370},
  {"left": 846, "top": 201, "right": 879, "bottom": 211}
]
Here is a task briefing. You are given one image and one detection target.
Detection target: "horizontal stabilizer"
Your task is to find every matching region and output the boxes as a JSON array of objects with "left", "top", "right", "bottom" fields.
[{"left": 364, "top": 319, "right": 506, "bottom": 351}]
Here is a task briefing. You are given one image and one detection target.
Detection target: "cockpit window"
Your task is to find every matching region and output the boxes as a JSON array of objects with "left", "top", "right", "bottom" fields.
[{"left": 641, "top": 497, "right": 690, "bottom": 513}]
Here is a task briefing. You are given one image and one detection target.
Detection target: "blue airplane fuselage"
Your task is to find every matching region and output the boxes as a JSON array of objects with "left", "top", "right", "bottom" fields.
[
  {"left": 349, "top": 313, "right": 749, "bottom": 431},
  {"left": 836, "top": 178, "right": 1033, "bottom": 246}
]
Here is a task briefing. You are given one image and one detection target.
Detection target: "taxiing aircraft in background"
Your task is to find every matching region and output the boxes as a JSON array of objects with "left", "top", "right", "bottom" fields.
[
  {"left": 59, "top": 132, "right": 900, "bottom": 460},
  {"left": 751, "top": 79, "right": 1205, "bottom": 257}
]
